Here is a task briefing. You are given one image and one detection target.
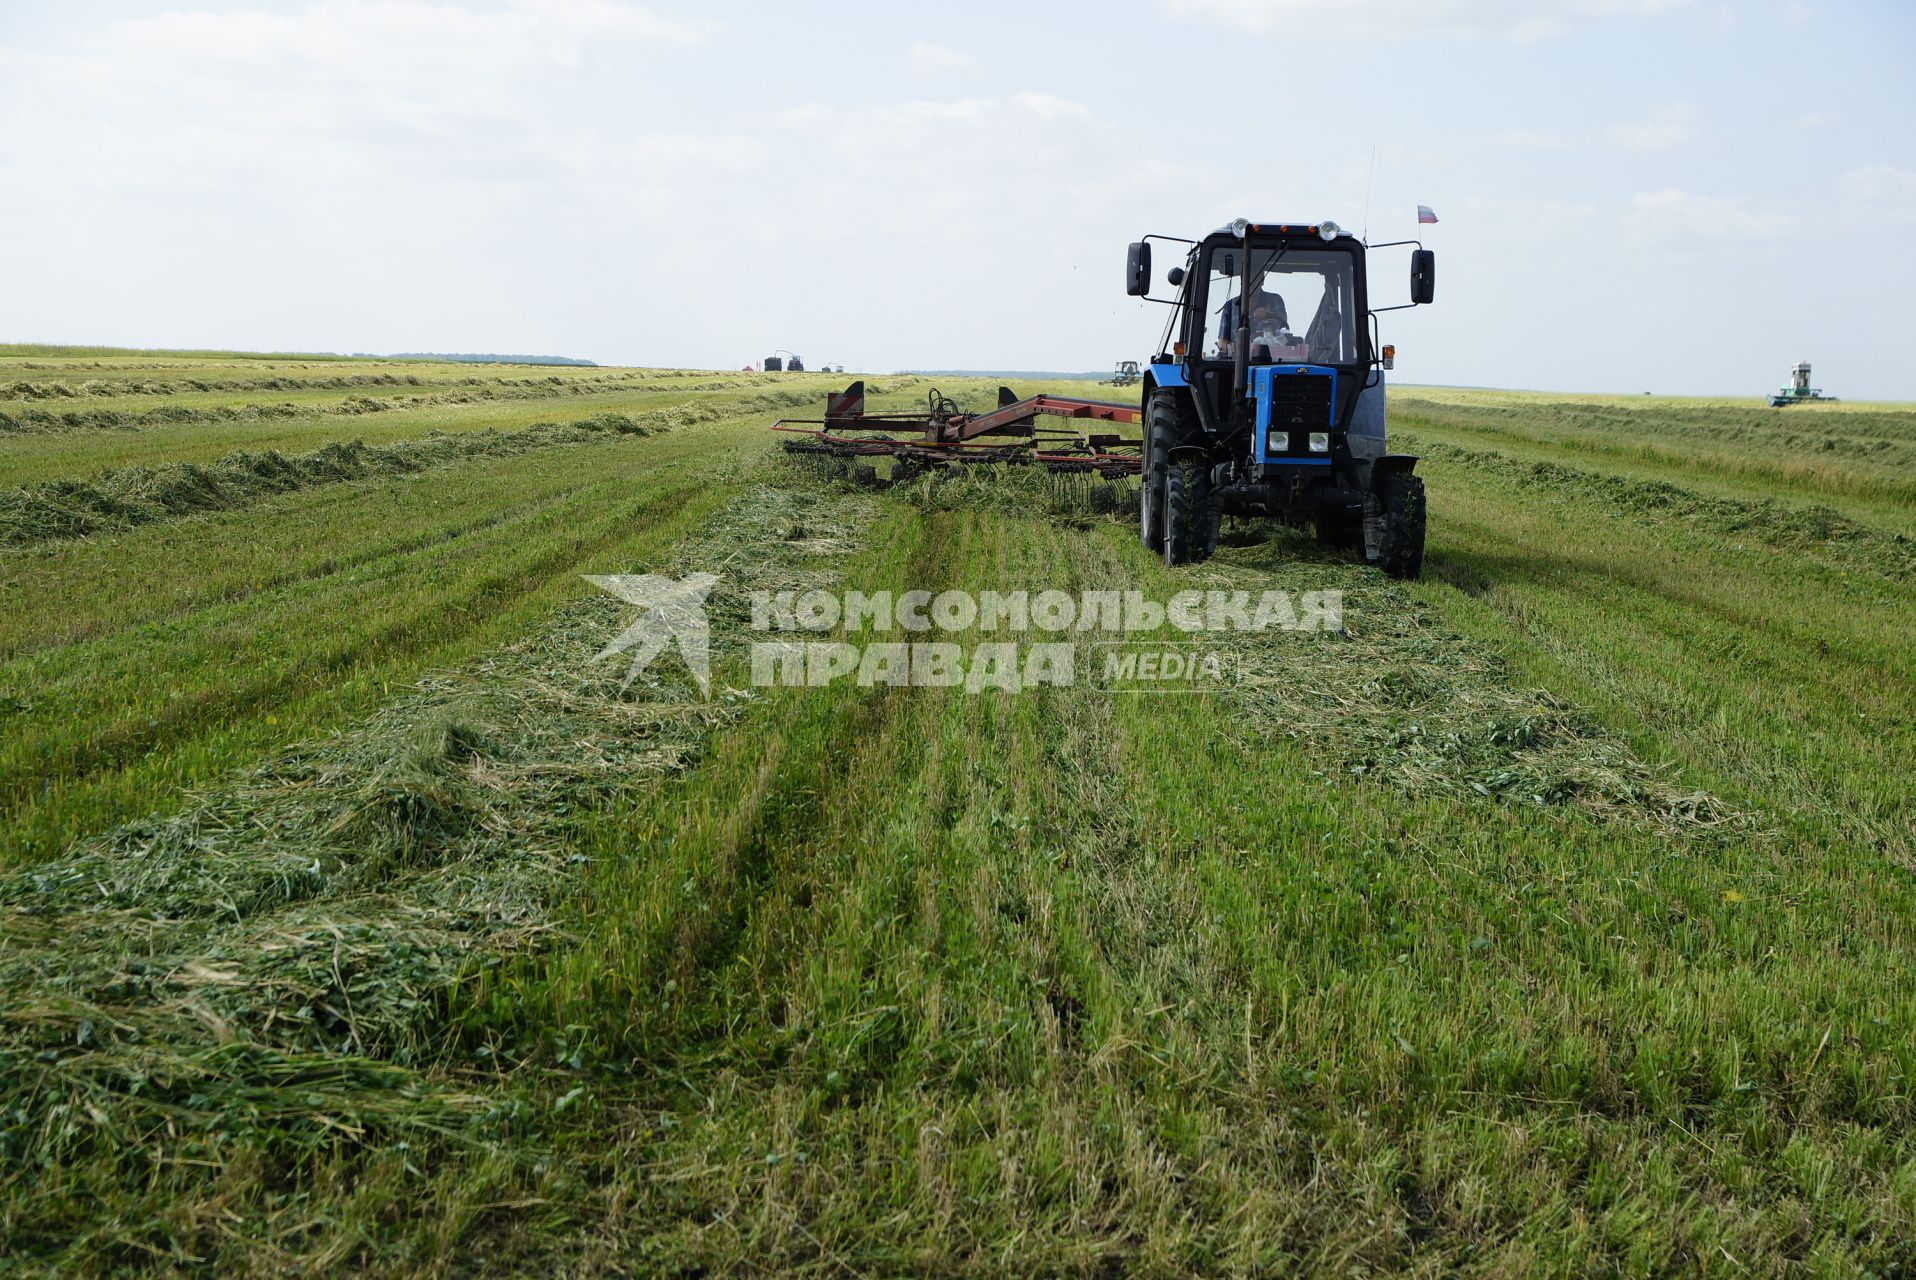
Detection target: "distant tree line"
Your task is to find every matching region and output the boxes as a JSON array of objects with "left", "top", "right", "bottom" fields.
[{"left": 372, "top": 353, "right": 599, "bottom": 367}]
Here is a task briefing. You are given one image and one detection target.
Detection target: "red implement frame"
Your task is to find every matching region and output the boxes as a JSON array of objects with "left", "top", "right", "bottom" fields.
[{"left": 773, "top": 380, "right": 1144, "bottom": 474}]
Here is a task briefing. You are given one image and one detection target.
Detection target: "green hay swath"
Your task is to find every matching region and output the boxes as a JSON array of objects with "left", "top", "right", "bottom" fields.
[{"left": 0, "top": 465, "right": 880, "bottom": 1257}]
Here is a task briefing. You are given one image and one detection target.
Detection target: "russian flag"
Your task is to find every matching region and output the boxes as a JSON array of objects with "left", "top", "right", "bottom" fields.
[{"left": 1417, "top": 205, "right": 1439, "bottom": 224}]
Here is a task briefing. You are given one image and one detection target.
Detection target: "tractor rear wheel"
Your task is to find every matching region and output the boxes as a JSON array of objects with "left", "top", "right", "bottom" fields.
[
  {"left": 1162, "top": 455, "right": 1217, "bottom": 567},
  {"left": 1140, "top": 394, "right": 1179, "bottom": 554},
  {"left": 1365, "top": 471, "right": 1426, "bottom": 579}
]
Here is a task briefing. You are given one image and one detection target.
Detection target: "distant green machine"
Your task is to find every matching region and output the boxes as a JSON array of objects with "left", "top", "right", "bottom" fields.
[{"left": 1769, "top": 361, "right": 1837, "bottom": 407}]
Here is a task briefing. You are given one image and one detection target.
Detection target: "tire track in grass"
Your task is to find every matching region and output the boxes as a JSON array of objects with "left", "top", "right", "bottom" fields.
[
  {"left": 541, "top": 504, "right": 1288, "bottom": 1268},
  {"left": 550, "top": 499, "right": 1450, "bottom": 1271},
  {"left": 545, "top": 489, "right": 917, "bottom": 1046}
]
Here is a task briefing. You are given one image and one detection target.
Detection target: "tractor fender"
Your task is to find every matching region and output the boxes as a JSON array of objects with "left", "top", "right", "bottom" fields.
[
  {"left": 1366, "top": 454, "right": 1419, "bottom": 493},
  {"left": 1359, "top": 453, "right": 1419, "bottom": 494},
  {"left": 1142, "top": 376, "right": 1200, "bottom": 446}
]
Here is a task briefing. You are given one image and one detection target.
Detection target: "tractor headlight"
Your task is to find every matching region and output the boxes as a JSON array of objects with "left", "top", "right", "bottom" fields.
[
  {"left": 1267, "top": 431, "right": 1285, "bottom": 453},
  {"left": 1309, "top": 432, "right": 1330, "bottom": 452}
]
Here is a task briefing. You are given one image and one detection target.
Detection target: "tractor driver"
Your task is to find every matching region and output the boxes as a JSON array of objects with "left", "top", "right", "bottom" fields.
[{"left": 1215, "top": 289, "right": 1288, "bottom": 356}]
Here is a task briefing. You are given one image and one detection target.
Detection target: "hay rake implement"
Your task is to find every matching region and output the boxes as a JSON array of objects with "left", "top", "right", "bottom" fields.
[{"left": 774, "top": 380, "right": 1143, "bottom": 478}]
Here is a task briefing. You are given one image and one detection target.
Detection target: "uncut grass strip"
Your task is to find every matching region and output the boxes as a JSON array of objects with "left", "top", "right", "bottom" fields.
[
  {"left": 1393, "top": 406, "right": 1916, "bottom": 518},
  {"left": 0, "top": 374, "right": 837, "bottom": 438},
  {"left": 0, "top": 411, "right": 688, "bottom": 547},
  {"left": 4, "top": 367, "right": 654, "bottom": 400},
  {"left": 1400, "top": 435, "right": 1916, "bottom": 580},
  {"left": 1426, "top": 508, "right": 1912, "bottom": 861},
  {"left": 0, "top": 464, "right": 721, "bottom": 855},
  {"left": 0, "top": 412, "right": 788, "bottom": 660},
  {"left": 0, "top": 381, "right": 637, "bottom": 435}
]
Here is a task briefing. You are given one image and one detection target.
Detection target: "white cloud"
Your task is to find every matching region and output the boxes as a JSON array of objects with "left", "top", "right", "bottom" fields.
[
  {"left": 1627, "top": 188, "right": 1798, "bottom": 241},
  {"left": 1, "top": 0, "right": 711, "bottom": 175},
  {"left": 1837, "top": 165, "right": 1916, "bottom": 226},
  {"left": 109, "top": 0, "right": 705, "bottom": 84},
  {"left": 0, "top": 0, "right": 1126, "bottom": 370},
  {"left": 1161, "top": 0, "right": 1692, "bottom": 39},
  {"left": 1603, "top": 101, "right": 1703, "bottom": 152},
  {"left": 907, "top": 41, "right": 976, "bottom": 78},
  {"left": 1010, "top": 92, "right": 1092, "bottom": 120},
  {"left": 0, "top": 1, "right": 730, "bottom": 355},
  {"left": 0, "top": 0, "right": 1904, "bottom": 395}
]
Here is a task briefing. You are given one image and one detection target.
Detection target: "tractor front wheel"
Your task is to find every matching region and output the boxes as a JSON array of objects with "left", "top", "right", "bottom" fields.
[
  {"left": 1364, "top": 471, "right": 1426, "bottom": 579},
  {"left": 1162, "top": 455, "right": 1217, "bottom": 567},
  {"left": 1140, "top": 394, "right": 1180, "bottom": 554}
]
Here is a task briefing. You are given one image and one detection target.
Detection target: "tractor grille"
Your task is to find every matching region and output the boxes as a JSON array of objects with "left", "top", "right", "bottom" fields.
[{"left": 1268, "top": 374, "right": 1333, "bottom": 435}]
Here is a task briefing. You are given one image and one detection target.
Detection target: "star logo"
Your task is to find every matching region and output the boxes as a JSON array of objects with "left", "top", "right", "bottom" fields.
[{"left": 582, "top": 572, "right": 720, "bottom": 695}]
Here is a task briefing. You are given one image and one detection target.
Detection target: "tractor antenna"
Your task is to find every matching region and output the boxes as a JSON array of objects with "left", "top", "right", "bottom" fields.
[{"left": 1361, "top": 144, "right": 1377, "bottom": 245}]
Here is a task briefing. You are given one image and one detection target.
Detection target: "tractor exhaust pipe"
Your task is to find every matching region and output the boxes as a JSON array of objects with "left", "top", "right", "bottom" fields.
[{"left": 1232, "top": 224, "right": 1252, "bottom": 398}]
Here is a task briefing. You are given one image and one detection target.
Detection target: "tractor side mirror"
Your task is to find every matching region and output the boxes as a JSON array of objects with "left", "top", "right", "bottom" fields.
[
  {"left": 1126, "top": 241, "right": 1152, "bottom": 296},
  {"left": 1410, "top": 249, "right": 1436, "bottom": 305},
  {"left": 1166, "top": 266, "right": 1186, "bottom": 287}
]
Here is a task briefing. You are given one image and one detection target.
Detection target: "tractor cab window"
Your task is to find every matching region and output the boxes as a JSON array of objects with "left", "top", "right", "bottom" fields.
[{"left": 1203, "top": 246, "right": 1359, "bottom": 366}]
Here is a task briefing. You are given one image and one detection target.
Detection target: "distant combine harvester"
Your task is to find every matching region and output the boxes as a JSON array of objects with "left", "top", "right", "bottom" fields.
[{"left": 1769, "top": 361, "right": 1837, "bottom": 407}]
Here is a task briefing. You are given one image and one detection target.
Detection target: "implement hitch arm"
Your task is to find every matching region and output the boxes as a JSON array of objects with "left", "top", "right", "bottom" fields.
[{"left": 773, "top": 380, "right": 1144, "bottom": 473}]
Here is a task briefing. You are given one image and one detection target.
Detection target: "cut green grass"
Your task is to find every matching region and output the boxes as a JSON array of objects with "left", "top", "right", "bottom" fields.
[{"left": 3, "top": 368, "right": 1911, "bottom": 1276}]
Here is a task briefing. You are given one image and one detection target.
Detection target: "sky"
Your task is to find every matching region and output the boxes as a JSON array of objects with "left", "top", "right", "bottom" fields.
[{"left": 1, "top": 0, "right": 1912, "bottom": 397}]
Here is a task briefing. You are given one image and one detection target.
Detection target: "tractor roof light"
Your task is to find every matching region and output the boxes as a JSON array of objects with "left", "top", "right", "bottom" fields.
[
  {"left": 1319, "top": 220, "right": 1341, "bottom": 240},
  {"left": 1230, "top": 217, "right": 1251, "bottom": 238}
]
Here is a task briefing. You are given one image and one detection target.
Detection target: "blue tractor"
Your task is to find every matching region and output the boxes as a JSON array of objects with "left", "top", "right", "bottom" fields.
[{"left": 1125, "top": 217, "right": 1436, "bottom": 576}]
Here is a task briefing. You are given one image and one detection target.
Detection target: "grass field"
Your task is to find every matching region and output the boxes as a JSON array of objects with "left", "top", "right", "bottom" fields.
[{"left": 2, "top": 345, "right": 1912, "bottom": 1277}]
